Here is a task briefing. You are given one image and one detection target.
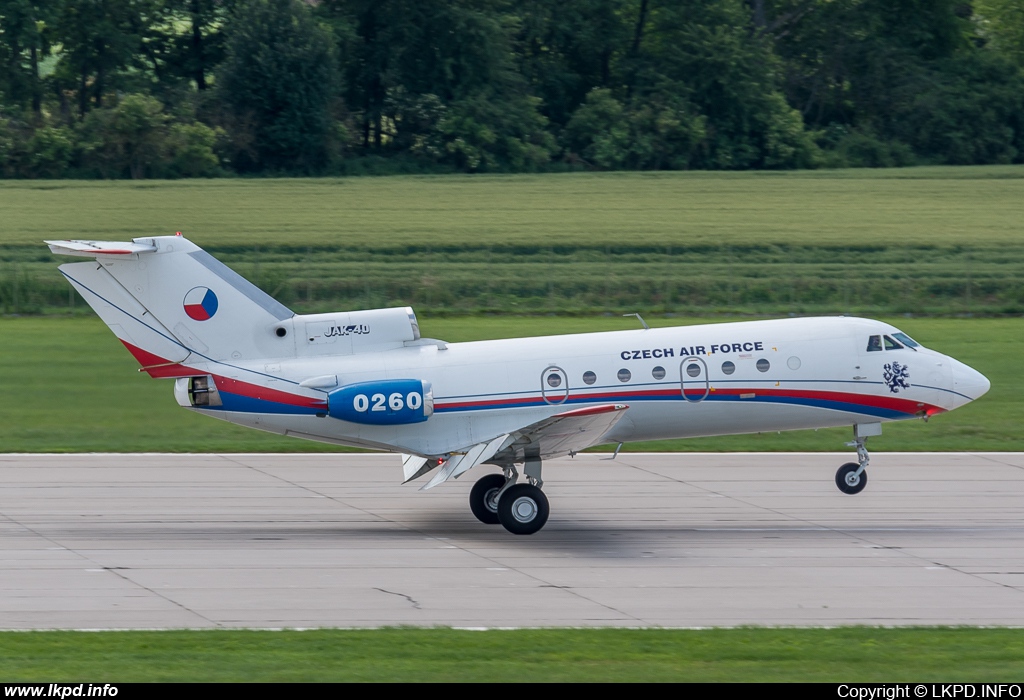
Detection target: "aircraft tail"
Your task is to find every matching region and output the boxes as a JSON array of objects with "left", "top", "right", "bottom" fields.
[{"left": 48, "top": 235, "right": 296, "bottom": 376}]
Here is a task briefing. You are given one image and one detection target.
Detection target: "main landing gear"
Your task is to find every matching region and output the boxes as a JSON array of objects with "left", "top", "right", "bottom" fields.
[
  {"left": 469, "top": 459, "right": 549, "bottom": 535},
  {"left": 835, "top": 423, "right": 880, "bottom": 495}
]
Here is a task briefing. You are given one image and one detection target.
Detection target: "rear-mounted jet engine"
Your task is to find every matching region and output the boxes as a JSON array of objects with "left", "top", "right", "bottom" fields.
[{"left": 328, "top": 380, "right": 434, "bottom": 425}]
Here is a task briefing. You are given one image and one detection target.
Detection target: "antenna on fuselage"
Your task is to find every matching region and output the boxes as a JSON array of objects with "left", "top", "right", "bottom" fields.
[{"left": 623, "top": 313, "right": 650, "bottom": 330}]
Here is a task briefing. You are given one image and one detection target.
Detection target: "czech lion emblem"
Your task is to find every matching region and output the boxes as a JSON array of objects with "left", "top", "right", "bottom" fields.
[{"left": 883, "top": 361, "right": 910, "bottom": 393}]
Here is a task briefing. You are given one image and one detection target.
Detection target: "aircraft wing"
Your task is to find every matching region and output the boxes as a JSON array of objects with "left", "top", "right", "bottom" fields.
[
  {"left": 508, "top": 403, "right": 630, "bottom": 459},
  {"left": 410, "top": 403, "right": 629, "bottom": 489}
]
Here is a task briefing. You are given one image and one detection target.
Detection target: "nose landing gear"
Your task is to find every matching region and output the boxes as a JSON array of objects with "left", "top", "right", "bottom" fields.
[
  {"left": 835, "top": 462, "right": 867, "bottom": 494},
  {"left": 469, "top": 458, "right": 549, "bottom": 535},
  {"left": 836, "top": 423, "right": 879, "bottom": 495}
]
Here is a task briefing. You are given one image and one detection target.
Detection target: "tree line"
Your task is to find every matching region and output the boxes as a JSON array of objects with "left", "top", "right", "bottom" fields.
[{"left": 1, "top": 0, "right": 1023, "bottom": 178}]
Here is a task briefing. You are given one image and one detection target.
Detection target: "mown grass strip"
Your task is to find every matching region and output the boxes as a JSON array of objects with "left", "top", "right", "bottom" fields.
[
  {"left": 2, "top": 167, "right": 1023, "bottom": 316},
  {"left": 1, "top": 628, "right": 1023, "bottom": 682}
]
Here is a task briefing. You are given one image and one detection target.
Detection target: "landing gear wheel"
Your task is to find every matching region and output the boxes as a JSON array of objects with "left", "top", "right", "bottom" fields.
[
  {"left": 470, "top": 473, "right": 506, "bottom": 525},
  {"left": 497, "top": 484, "right": 550, "bottom": 535},
  {"left": 836, "top": 462, "right": 867, "bottom": 495}
]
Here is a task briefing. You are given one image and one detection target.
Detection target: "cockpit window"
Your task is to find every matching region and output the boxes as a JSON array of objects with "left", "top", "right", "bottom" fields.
[
  {"left": 884, "top": 335, "right": 903, "bottom": 350},
  {"left": 892, "top": 332, "right": 920, "bottom": 348},
  {"left": 866, "top": 335, "right": 882, "bottom": 352}
]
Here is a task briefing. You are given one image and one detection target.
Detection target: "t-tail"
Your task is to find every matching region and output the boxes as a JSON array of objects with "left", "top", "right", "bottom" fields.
[{"left": 47, "top": 235, "right": 421, "bottom": 377}]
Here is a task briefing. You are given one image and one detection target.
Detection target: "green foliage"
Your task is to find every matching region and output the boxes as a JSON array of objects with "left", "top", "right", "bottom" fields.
[
  {"left": 895, "top": 52, "right": 1024, "bottom": 165},
  {"left": 218, "top": 0, "right": 338, "bottom": 172},
  {"left": 0, "top": 0, "right": 56, "bottom": 114},
  {"left": 770, "top": 0, "right": 1024, "bottom": 167},
  {"left": 24, "top": 126, "right": 74, "bottom": 177},
  {"left": 513, "top": 0, "right": 628, "bottom": 128},
  {"left": 157, "top": 0, "right": 231, "bottom": 92},
  {"left": 78, "top": 93, "right": 172, "bottom": 178},
  {"left": 623, "top": 0, "right": 819, "bottom": 169},
  {"left": 761, "top": 92, "right": 822, "bottom": 168},
  {"left": 328, "top": 0, "right": 555, "bottom": 171},
  {"left": 434, "top": 91, "right": 555, "bottom": 172},
  {"left": 817, "top": 126, "right": 917, "bottom": 168},
  {"left": 566, "top": 88, "right": 708, "bottom": 169},
  {"left": 0, "top": 114, "right": 75, "bottom": 177},
  {"left": 165, "top": 121, "right": 222, "bottom": 177},
  {"left": 75, "top": 93, "right": 221, "bottom": 178},
  {"left": 0, "top": 116, "right": 23, "bottom": 176},
  {"left": 51, "top": 0, "right": 153, "bottom": 115},
  {"left": 1, "top": 0, "right": 1024, "bottom": 175},
  {"left": 977, "top": 0, "right": 1024, "bottom": 67}
]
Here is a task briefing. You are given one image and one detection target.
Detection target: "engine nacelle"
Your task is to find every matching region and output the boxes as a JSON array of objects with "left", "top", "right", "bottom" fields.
[{"left": 328, "top": 379, "right": 434, "bottom": 425}]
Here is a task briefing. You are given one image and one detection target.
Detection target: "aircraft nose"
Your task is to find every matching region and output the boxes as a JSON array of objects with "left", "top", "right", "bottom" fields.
[{"left": 950, "top": 358, "right": 990, "bottom": 402}]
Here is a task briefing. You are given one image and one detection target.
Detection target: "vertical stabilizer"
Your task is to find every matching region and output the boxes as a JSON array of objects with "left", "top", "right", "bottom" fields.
[{"left": 49, "top": 236, "right": 297, "bottom": 371}]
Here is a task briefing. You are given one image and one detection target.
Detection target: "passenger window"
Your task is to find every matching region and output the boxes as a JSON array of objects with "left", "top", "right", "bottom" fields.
[
  {"left": 617, "top": 368, "right": 631, "bottom": 382},
  {"left": 884, "top": 335, "right": 903, "bottom": 350},
  {"left": 756, "top": 359, "right": 770, "bottom": 372},
  {"left": 721, "top": 361, "right": 735, "bottom": 375},
  {"left": 652, "top": 366, "right": 666, "bottom": 380},
  {"left": 582, "top": 371, "right": 597, "bottom": 385},
  {"left": 546, "top": 372, "right": 562, "bottom": 387},
  {"left": 866, "top": 335, "right": 882, "bottom": 352}
]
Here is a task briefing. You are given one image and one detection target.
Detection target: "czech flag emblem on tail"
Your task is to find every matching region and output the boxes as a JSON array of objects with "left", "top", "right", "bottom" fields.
[{"left": 183, "top": 286, "right": 218, "bottom": 321}]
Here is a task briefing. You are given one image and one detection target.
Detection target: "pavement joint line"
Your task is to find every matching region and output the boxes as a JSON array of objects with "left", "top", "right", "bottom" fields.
[
  {"left": 971, "top": 452, "right": 1024, "bottom": 471},
  {"left": 219, "top": 453, "right": 646, "bottom": 624},
  {"left": 0, "top": 500, "right": 219, "bottom": 629},
  {"left": 217, "top": 453, "right": 395, "bottom": 525},
  {"left": 614, "top": 453, "right": 1024, "bottom": 593}
]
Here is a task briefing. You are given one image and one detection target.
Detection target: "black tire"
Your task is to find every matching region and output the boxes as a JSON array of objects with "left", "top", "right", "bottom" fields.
[
  {"left": 836, "top": 462, "right": 868, "bottom": 495},
  {"left": 469, "top": 473, "right": 506, "bottom": 525},
  {"left": 497, "top": 484, "right": 550, "bottom": 535}
]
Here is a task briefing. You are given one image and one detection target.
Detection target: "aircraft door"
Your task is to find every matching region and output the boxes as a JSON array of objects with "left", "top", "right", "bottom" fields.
[
  {"left": 680, "top": 357, "right": 709, "bottom": 402},
  {"left": 541, "top": 366, "right": 569, "bottom": 405}
]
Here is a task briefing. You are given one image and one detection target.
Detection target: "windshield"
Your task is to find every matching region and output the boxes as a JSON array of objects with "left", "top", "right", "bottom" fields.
[{"left": 892, "top": 331, "right": 921, "bottom": 349}]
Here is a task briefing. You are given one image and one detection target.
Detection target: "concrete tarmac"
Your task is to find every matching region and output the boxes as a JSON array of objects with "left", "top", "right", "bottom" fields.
[{"left": 1, "top": 452, "right": 1023, "bottom": 629}]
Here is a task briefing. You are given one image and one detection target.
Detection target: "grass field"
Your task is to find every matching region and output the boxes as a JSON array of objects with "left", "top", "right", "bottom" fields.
[
  {"left": 2, "top": 167, "right": 1023, "bottom": 316},
  {"left": 0, "top": 170, "right": 1020, "bottom": 681},
  {"left": 0, "top": 314, "right": 1014, "bottom": 452},
  {"left": 1, "top": 628, "right": 1023, "bottom": 681}
]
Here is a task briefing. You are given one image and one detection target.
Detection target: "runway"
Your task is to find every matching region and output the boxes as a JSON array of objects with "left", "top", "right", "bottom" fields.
[{"left": 1, "top": 452, "right": 1023, "bottom": 629}]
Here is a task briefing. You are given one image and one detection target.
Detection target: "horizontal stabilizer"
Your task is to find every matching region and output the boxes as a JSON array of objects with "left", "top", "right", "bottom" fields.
[{"left": 47, "top": 240, "right": 157, "bottom": 257}]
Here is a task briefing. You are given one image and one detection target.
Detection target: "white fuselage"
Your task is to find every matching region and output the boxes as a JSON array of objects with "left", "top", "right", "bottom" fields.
[{"left": 178, "top": 316, "right": 987, "bottom": 457}]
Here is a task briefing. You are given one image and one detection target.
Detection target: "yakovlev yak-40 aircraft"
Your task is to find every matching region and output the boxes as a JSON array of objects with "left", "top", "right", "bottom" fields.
[{"left": 49, "top": 235, "right": 990, "bottom": 535}]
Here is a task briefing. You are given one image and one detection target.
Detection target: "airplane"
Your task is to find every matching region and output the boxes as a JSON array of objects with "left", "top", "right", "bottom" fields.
[{"left": 47, "top": 234, "right": 991, "bottom": 535}]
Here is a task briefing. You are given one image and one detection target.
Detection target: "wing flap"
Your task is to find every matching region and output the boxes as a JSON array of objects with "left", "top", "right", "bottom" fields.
[
  {"left": 419, "top": 434, "right": 510, "bottom": 490},
  {"left": 409, "top": 404, "right": 628, "bottom": 490},
  {"left": 401, "top": 454, "right": 435, "bottom": 483},
  {"left": 510, "top": 403, "right": 630, "bottom": 459}
]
